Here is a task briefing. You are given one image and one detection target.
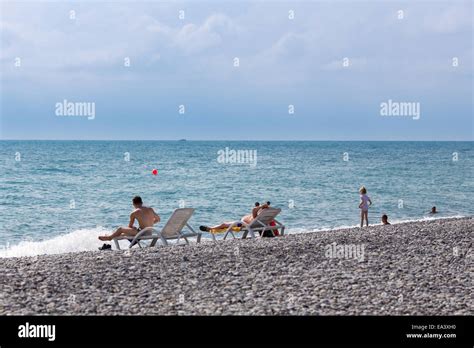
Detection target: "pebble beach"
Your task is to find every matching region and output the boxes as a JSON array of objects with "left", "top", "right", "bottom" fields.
[{"left": 0, "top": 217, "right": 472, "bottom": 315}]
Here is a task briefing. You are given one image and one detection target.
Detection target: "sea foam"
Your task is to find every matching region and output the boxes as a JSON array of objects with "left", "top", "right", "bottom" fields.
[{"left": 0, "top": 227, "right": 125, "bottom": 258}]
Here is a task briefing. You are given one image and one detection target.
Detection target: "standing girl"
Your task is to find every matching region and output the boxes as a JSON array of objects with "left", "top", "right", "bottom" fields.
[{"left": 359, "top": 186, "right": 372, "bottom": 227}]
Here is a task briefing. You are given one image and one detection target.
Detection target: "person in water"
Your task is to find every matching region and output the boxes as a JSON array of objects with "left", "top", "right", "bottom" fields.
[
  {"left": 359, "top": 186, "right": 372, "bottom": 227},
  {"left": 430, "top": 206, "right": 437, "bottom": 214},
  {"left": 98, "top": 196, "right": 160, "bottom": 241},
  {"left": 199, "top": 201, "right": 271, "bottom": 232},
  {"left": 381, "top": 214, "right": 390, "bottom": 225}
]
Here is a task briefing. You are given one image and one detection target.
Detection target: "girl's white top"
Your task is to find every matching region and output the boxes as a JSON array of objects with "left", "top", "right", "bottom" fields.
[{"left": 360, "top": 194, "right": 370, "bottom": 210}]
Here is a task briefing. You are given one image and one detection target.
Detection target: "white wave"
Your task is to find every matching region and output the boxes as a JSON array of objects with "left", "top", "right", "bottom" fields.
[
  {"left": 286, "top": 225, "right": 359, "bottom": 235},
  {"left": 0, "top": 227, "right": 125, "bottom": 258},
  {"left": 388, "top": 214, "right": 466, "bottom": 224},
  {"left": 287, "top": 214, "right": 468, "bottom": 235}
]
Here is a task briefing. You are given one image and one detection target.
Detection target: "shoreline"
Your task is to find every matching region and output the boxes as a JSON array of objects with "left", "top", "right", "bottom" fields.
[
  {"left": 291, "top": 214, "right": 468, "bottom": 235},
  {"left": 0, "top": 214, "right": 469, "bottom": 259},
  {"left": 0, "top": 217, "right": 472, "bottom": 315}
]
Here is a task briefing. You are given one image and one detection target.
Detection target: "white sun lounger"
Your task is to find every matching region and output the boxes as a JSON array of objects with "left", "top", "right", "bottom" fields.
[
  {"left": 112, "top": 208, "right": 201, "bottom": 249},
  {"left": 215, "top": 207, "right": 285, "bottom": 241}
]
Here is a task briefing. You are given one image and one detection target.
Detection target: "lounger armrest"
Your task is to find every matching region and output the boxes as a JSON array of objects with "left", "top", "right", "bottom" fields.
[
  {"left": 221, "top": 220, "right": 243, "bottom": 240},
  {"left": 129, "top": 228, "right": 159, "bottom": 246},
  {"left": 272, "top": 219, "right": 283, "bottom": 226},
  {"left": 185, "top": 223, "right": 200, "bottom": 235}
]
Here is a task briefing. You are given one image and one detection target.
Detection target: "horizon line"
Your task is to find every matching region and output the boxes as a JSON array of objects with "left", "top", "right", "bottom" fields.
[{"left": 1, "top": 139, "right": 473, "bottom": 142}]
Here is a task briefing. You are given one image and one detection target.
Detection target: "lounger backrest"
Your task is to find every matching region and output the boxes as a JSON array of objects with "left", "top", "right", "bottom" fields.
[
  {"left": 161, "top": 208, "right": 195, "bottom": 238},
  {"left": 249, "top": 207, "right": 281, "bottom": 227}
]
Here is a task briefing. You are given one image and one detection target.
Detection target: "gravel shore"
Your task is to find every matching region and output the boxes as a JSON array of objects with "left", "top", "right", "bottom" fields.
[{"left": 0, "top": 217, "right": 472, "bottom": 315}]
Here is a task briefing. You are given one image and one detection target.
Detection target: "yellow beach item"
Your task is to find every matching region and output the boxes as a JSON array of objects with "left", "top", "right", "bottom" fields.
[{"left": 210, "top": 226, "right": 242, "bottom": 234}]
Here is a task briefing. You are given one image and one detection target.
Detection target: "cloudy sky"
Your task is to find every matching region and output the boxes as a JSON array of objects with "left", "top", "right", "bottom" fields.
[{"left": 0, "top": 0, "right": 472, "bottom": 140}]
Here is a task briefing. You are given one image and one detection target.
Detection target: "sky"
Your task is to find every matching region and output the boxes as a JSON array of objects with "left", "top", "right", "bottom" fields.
[{"left": 0, "top": 0, "right": 472, "bottom": 140}]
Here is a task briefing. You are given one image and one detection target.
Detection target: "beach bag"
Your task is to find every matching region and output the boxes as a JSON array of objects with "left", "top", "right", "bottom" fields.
[
  {"left": 260, "top": 220, "right": 279, "bottom": 237},
  {"left": 270, "top": 220, "right": 279, "bottom": 236}
]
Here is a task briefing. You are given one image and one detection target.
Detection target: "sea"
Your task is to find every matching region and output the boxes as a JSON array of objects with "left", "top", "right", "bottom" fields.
[{"left": 1, "top": 140, "right": 472, "bottom": 257}]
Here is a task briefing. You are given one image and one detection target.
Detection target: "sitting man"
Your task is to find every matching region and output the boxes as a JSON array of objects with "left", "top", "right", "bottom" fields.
[
  {"left": 199, "top": 201, "right": 271, "bottom": 232},
  {"left": 98, "top": 196, "right": 160, "bottom": 241}
]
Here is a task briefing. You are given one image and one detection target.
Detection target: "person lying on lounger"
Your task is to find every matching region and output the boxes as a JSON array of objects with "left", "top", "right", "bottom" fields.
[
  {"left": 199, "top": 201, "right": 270, "bottom": 232},
  {"left": 98, "top": 196, "right": 160, "bottom": 241}
]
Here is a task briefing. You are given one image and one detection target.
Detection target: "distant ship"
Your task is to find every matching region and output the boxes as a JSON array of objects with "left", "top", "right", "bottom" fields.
[{"left": 178, "top": 139, "right": 187, "bottom": 141}]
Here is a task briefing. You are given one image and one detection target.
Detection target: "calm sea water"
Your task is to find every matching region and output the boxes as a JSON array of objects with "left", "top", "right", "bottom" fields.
[{"left": 0, "top": 141, "right": 472, "bottom": 256}]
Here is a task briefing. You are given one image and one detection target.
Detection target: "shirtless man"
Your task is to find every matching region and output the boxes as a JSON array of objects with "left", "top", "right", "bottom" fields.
[
  {"left": 199, "top": 201, "right": 270, "bottom": 232},
  {"left": 98, "top": 196, "right": 160, "bottom": 241}
]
